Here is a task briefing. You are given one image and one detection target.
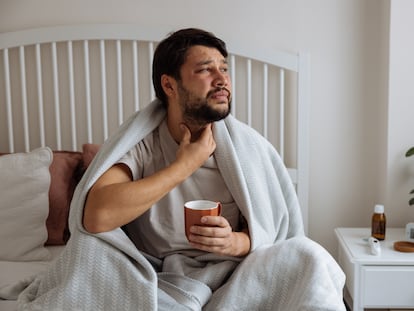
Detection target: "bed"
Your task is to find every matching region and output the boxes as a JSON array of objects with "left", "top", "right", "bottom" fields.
[{"left": 0, "top": 24, "right": 310, "bottom": 310}]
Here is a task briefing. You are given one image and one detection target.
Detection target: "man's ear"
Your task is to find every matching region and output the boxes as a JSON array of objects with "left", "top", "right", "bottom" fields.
[{"left": 161, "top": 75, "right": 176, "bottom": 98}]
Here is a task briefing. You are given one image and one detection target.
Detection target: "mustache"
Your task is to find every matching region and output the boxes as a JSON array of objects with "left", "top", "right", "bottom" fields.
[{"left": 207, "top": 86, "right": 231, "bottom": 99}]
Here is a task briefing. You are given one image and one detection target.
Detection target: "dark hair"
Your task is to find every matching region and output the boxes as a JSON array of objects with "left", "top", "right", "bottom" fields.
[{"left": 152, "top": 28, "right": 228, "bottom": 107}]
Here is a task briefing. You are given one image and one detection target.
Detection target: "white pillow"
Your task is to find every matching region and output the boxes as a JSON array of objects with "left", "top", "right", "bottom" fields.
[{"left": 0, "top": 147, "right": 52, "bottom": 261}]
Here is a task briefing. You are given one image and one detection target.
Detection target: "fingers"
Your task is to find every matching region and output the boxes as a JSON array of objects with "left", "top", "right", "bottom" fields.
[
  {"left": 190, "top": 220, "right": 230, "bottom": 238},
  {"left": 199, "top": 123, "right": 213, "bottom": 140},
  {"left": 188, "top": 216, "right": 232, "bottom": 245},
  {"left": 180, "top": 123, "right": 214, "bottom": 144},
  {"left": 199, "top": 124, "right": 216, "bottom": 155},
  {"left": 188, "top": 229, "right": 233, "bottom": 256},
  {"left": 187, "top": 216, "right": 250, "bottom": 257},
  {"left": 200, "top": 215, "right": 228, "bottom": 230},
  {"left": 188, "top": 229, "right": 250, "bottom": 257},
  {"left": 179, "top": 123, "right": 192, "bottom": 145},
  {"left": 176, "top": 122, "right": 216, "bottom": 172},
  {"left": 188, "top": 231, "right": 231, "bottom": 249}
]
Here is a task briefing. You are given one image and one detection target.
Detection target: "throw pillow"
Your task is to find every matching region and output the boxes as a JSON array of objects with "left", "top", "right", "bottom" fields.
[
  {"left": 81, "top": 143, "right": 101, "bottom": 171},
  {"left": 46, "top": 151, "right": 83, "bottom": 245},
  {"left": 0, "top": 147, "right": 52, "bottom": 261}
]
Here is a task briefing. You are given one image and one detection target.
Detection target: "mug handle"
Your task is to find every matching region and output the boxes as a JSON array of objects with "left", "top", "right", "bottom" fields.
[{"left": 217, "top": 202, "right": 222, "bottom": 216}]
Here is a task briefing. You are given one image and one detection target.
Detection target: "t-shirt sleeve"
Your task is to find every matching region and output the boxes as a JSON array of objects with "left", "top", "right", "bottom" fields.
[
  {"left": 117, "top": 146, "right": 143, "bottom": 181},
  {"left": 116, "top": 132, "right": 155, "bottom": 181}
]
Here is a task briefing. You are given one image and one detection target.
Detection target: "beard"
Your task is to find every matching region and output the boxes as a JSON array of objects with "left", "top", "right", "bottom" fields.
[{"left": 177, "top": 82, "right": 232, "bottom": 127}]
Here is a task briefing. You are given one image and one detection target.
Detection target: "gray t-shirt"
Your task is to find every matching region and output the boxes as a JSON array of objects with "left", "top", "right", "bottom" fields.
[{"left": 118, "top": 119, "right": 240, "bottom": 258}]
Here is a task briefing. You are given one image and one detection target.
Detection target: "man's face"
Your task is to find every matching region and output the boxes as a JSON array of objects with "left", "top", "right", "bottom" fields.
[{"left": 177, "top": 45, "right": 232, "bottom": 127}]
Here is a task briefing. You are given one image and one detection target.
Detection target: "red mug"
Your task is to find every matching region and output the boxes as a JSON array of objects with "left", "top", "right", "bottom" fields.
[{"left": 184, "top": 200, "right": 222, "bottom": 241}]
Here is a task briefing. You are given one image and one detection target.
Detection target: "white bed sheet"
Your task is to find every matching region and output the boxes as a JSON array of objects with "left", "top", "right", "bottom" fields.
[{"left": 0, "top": 245, "right": 65, "bottom": 311}]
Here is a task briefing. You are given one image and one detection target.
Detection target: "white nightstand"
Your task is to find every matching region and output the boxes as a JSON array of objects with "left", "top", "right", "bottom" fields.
[{"left": 335, "top": 227, "right": 414, "bottom": 311}]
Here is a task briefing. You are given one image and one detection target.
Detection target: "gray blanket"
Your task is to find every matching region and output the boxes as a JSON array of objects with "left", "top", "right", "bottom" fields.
[{"left": 15, "top": 100, "right": 346, "bottom": 310}]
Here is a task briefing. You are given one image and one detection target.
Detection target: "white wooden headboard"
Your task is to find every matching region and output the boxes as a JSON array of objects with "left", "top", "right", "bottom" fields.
[{"left": 0, "top": 24, "right": 310, "bottom": 233}]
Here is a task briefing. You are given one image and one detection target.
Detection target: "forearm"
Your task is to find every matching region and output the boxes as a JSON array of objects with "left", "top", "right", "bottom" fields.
[{"left": 83, "top": 161, "right": 191, "bottom": 233}]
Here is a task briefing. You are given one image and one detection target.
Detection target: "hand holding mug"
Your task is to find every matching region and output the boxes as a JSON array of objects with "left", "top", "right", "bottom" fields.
[{"left": 184, "top": 200, "right": 251, "bottom": 257}]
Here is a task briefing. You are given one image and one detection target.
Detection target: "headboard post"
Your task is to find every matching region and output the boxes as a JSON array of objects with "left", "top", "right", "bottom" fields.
[{"left": 297, "top": 52, "right": 310, "bottom": 235}]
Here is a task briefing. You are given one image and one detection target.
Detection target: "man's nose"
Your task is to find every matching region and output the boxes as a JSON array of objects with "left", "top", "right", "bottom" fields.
[{"left": 213, "top": 70, "right": 228, "bottom": 88}]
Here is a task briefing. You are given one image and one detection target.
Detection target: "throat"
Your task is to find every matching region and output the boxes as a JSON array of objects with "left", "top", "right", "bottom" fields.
[{"left": 186, "top": 123, "right": 208, "bottom": 142}]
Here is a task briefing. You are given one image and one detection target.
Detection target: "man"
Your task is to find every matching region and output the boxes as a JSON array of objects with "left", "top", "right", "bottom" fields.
[
  {"left": 19, "top": 28, "right": 346, "bottom": 310},
  {"left": 83, "top": 28, "right": 251, "bottom": 258}
]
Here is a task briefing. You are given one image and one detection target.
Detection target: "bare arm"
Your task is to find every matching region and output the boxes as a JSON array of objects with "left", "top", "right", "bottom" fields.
[{"left": 83, "top": 124, "right": 216, "bottom": 233}]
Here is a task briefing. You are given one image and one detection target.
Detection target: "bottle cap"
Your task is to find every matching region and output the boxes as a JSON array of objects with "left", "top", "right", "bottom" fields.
[{"left": 374, "top": 204, "right": 384, "bottom": 214}]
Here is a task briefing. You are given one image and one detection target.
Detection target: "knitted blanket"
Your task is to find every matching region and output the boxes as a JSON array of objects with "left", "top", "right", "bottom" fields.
[{"left": 13, "top": 100, "right": 345, "bottom": 310}]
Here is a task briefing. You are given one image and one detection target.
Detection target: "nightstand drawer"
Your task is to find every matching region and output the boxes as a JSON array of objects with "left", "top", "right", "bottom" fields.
[{"left": 362, "top": 266, "right": 414, "bottom": 307}]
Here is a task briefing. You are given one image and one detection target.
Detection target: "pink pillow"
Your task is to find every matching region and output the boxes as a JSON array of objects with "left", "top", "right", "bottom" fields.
[
  {"left": 82, "top": 143, "right": 101, "bottom": 170},
  {"left": 1, "top": 146, "right": 101, "bottom": 246},
  {"left": 46, "top": 151, "right": 83, "bottom": 245}
]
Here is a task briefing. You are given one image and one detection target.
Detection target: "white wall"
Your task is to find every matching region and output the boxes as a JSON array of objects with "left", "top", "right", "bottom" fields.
[
  {"left": 296, "top": 0, "right": 390, "bottom": 254},
  {"left": 2, "top": 0, "right": 411, "bottom": 257},
  {"left": 386, "top": 0, "right": 414, "bottom": 225}
]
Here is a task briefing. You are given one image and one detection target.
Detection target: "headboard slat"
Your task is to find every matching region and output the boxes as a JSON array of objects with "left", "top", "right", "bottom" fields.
[
  {"left": 3, "top": 49, "right": 14, "bottom": 152},
  {"left": 67, "top": 41, "right": 77, "bottom": 151},
  {"left": 35, "top": 43, "right": 46, "bottom": 148},
  {"left": 99, "top": 40, "right": 108, "bottom": 141},
  {"left": 132, "top": 40, "right": 140, "bottom": 111},
  {"left": 19, "top": 46, "right": 30, "bottom": 152},
  {"left": 115, "top": 40, "right": 122, "bottom": 126},
  {"left": 83, "top": 40, "right": 93, "bottom": 144},
  {"left": 148, "top": 42, "right": 155, "bottom": 100},
  {"left": 51, "top": 42, "right": 62, "bottom": 150}
]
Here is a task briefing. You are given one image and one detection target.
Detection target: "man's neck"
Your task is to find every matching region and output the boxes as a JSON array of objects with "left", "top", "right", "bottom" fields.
[{"left": 166, "top": 111, "right": 209, "bottom": 143}]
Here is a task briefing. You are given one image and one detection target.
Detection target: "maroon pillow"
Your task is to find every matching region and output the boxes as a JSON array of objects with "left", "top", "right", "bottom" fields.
[
  {"left": 82, "top": 143, "right": 101, "bottom": 170},
  {"left": 46, "top": 151, "right": 83, "bottom": 245}
]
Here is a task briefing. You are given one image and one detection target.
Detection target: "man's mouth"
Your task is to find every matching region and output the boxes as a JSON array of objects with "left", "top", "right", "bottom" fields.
[{"left": 208, "top": 88, "right": 230, "bottom": 102}]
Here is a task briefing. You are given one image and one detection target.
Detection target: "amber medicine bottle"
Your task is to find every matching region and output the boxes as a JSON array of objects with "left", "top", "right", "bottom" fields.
[{"left": 371, "top": 204, "right": 386, "bottom": 240}]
